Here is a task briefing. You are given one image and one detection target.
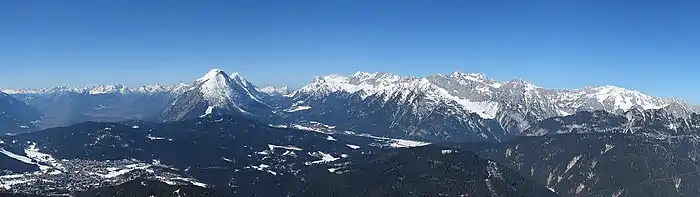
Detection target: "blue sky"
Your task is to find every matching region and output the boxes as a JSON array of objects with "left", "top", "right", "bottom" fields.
[{"left": 1, "top": 1, "right": 699, "bottom": 102}]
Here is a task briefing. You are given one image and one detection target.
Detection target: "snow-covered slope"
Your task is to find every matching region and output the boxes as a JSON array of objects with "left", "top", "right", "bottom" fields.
[{"left": 160, "top": 69, "right": 275, "bottom": 122}]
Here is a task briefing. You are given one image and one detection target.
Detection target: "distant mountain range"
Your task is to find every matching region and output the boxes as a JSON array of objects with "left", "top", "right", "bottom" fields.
[
  {"left": 2, "top": 69, "right": 697, "bottom": 141},
  {"left": 2, "top": 84, "right": 189, "bottom": 130},
  {"left": 2, "top": 84, "right": 189, "bottom": 95}
]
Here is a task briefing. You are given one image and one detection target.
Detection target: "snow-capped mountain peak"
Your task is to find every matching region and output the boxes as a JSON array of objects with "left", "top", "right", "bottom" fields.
[
  {"left": 197, "top": 69, "right": 228, "bottom": 83},
  {"left": 349, "top": 71, "right": 403, "bottom": 82},
  {"left": 504, "top": 79, "right": 540, "bottom": 90},
  {"left": 586, "top": 85, "right": 665, "bottom": 111},
  {"left": 160, "top": 69, "right": 275, "bottom": 121},
  {"left": 298, "top": 72, "right": 414, "bottom": 97},
  {"left": 449, "top": 71, "right": 489, "bottom": 82},
  {"left": 258, "top": 86, "right": 291, "bottom": 95},
  {"left": 135, "top": 84, "right": 167, "bottom": 93},
  {"left": 89, "top": 84, "right": 131, "bottom": 95},
  {"left": 298, "top": 74, "right": 352, "bottom": 94},
  {"left": 168, "top": 83, "right": 191, "bottom": 93},
  {"left": 195, "top": 69, "right": 257, "bottom": 93},
  {"left": 351, "top": 71, "right": 377, "bottom": 79},
  {"left": 447, "top": 71, "right": 503, "bottom": 89},
  {"left": 196, "top": 69, "right": 250, "bottom": 108}
]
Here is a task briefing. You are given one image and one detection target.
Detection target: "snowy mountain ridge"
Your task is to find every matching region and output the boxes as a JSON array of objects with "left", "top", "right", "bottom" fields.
[
  {"left": 296, "top": 71, "right": 500, "bottom": 118},
  {"left": 3, "top": 83, "right": 190, "bottom": 96},
  {"left": 294, "top": 70, "right": 691, "bottom": 119},
  {"left": 286, "top": 70, "right": 696, "bottom": 138}
]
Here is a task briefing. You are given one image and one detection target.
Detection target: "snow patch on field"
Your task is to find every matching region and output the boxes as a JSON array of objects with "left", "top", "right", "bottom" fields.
[
  {"left": 146, "top": 133, "right": 173, "bottom": 141},
  {"left": 154, "top": 176, "right": 209, "bottom": 188},
  {"left": 292, "top": 125, "right": 328, "bottom": 134},
  {"left": 441, "top": 149, "right": 456, "bottom": 155},
  {"left": 0, "top": 148, "right": 36, "bottom": 166},
  {"left": 200, "top": 106, "right": 215, "bottom": 118},
  {"left": 305, "top": 152, "right": 340, "bottom": 165},
  {"left": 268, "top": 144, "right": 303, "bottom": 151},
  {"left": 167, "top": 177, "right": 209, "bottom": 188},
  {"left": 0, "top": 142, "right": 62, "bottom": 171},
  {"left": 268, "top": 124, "right": 289, "bottom": 128},
  {"left": 353, "top": 133, "right": 431, "bottom": 148},
  {"left": 285, "top": 105, "right": 311, "bottom": 112},
  {"left": 245, "top": 164, "right": 279, "bottom": 176},
  {"left": 88, "top": 163, "right": 151, "bottom": 178}
]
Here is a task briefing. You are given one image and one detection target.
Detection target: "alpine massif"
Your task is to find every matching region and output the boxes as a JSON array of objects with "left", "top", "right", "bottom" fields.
[{"left": 1, "top": 68, "right": 698, "bottom": 196}]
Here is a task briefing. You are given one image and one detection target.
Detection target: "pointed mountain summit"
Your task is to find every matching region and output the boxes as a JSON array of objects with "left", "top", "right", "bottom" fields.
[{"left": 159, "top": 69, "right": 275, "bottom": 122}]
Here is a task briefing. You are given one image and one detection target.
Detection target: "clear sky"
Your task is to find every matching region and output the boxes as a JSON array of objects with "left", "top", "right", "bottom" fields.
[{"left": 1, "top": 1, "right": 698, "bottom": 103}]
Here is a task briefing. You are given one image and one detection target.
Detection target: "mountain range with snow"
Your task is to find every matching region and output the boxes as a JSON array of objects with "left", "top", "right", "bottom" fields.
[
  {"left": 2, "top": 69, "right": 697, "bottom": 141},
  {"left": 284, "top": 70, "right": 697, "bottom": 141},
  {"left": 3, "top": 83, "right": 191, "bottom": 96}
]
